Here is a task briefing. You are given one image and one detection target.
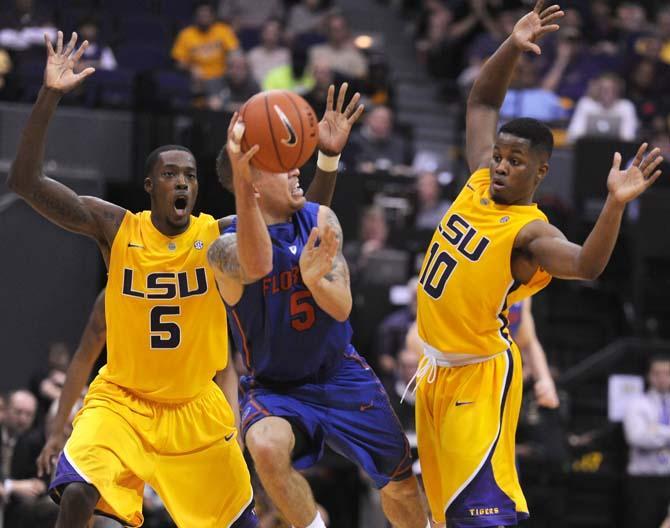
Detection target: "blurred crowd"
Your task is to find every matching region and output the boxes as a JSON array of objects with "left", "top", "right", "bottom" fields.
[
  {"left": 409, "top": 0, "right": 670, "bottom": 145},
  {"left": 1, "top": 0, "right": 670, "bottom": 527}
]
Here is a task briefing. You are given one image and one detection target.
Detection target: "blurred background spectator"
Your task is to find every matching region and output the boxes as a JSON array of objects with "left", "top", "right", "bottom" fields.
[
  {"left": 308, "top": 14, "right": 367, "bottom": 80},
  {"left": 171, "top": 2, "right": 240, "bottom": 97},
  {"left": 414, "top": 170, "right": 451, "bottom": 230},
  {"left": 623, "top": 355, "right": 670, "bottom": 528},
  {"left": 247, "top": 18, "right": 290, "bottom": 86},
  {"left": 568, "top": 73, "right": 639, "bottom": 143},
  {"left": 348, "top": 105, "right": 411, "bottom": 169}
]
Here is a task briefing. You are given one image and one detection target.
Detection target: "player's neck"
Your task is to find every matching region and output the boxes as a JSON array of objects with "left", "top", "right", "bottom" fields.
[
  {"left": 150, "top": 212, "right": 191, "bottom": 237},
  {"left": 261, "top": 209, "right": 291, "bottom": 226}
]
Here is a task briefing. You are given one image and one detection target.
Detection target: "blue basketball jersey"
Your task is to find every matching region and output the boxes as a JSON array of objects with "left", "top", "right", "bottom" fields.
[{"left": 224, "top": 202, "right": 353, "bottom": 384}]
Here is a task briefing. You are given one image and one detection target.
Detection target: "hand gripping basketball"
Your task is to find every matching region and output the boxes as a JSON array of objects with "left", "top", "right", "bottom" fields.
[{"left": 226, "top": 112, "right": 260, "bottom": 187}]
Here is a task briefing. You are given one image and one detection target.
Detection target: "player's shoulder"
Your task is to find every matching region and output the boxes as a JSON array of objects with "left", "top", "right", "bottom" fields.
[{"left": 466, "top": 167, "right": 491, "bottom": 190}]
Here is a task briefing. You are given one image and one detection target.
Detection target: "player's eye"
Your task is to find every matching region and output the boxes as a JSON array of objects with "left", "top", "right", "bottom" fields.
[
  {"left": 163, "top": 171, "right": 175, "bottom": 177},
  {"left": 493, "top": 155, "right": 502, "bottom": 163},
  {"left": 511, "top": 159, "right": 520, "bottom": 166}
]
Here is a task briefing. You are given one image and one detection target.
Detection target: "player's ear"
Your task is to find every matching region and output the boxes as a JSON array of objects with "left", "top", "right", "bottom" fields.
[
  {"left": 144, "top": 176, "right": 153, "bottom": 193},
  {"left": 536, "top": 162, "right": 549, "bottom": 184}
]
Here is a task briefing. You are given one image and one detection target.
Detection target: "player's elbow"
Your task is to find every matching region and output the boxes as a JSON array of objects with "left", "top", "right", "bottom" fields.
[
  {"left": 242, "top": 260, "right": 273, "bottom": 282},
  {"left": 576, "top": 263, "right": 602, "bottom": 281}
]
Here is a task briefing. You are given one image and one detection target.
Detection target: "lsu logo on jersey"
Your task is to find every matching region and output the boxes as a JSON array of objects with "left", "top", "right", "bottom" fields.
[
  {"left": 122, "top": 268, "right": 208, "bottom": 299},
  {"left": 419, "top": 213, "right": 490, "bottom": 300}
]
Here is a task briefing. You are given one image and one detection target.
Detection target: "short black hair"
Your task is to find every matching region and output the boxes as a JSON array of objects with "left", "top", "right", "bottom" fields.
[
  {"left": 144, "top": 145, "right": 194, "bottom": 179},
  {"left": 216, "top": 144, "right": 234, "bottom": 193},
  {"left": 498, "top": 118, "right": 554, "bottom": 158}
]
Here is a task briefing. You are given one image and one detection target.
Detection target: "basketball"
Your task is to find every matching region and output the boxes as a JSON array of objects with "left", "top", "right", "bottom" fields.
[{"left": 239, "top": 90, "right": 319, "bottom": 173}]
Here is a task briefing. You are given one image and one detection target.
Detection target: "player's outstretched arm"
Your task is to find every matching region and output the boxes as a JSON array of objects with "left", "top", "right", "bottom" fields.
[
  {"left": 516, "top": 143, "right": 663, "bottom": 281},
  {"left": 305, "top": 83, "right": 364, "bottom": 207},
  {"left": 37, "top": 289, "right": 106, "bottom": 478},
  {"left": 299, "top": 206, "right": 352, "bottom": 322},
  {"left": 7, "top": 31, "right": 125, "bottom": 245},
  {"left": 466, "top": 1, "right": 563, "bottom": 172}
]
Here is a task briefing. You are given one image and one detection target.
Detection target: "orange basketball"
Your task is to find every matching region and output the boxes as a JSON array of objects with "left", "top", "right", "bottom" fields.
[{"left": 239, "top": 90, "right": 319, "bottom": 173}]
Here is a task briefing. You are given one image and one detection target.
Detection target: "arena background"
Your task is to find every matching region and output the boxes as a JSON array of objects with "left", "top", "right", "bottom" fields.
[{"left": 0, "top": 0, "right": 670, "bottom": 526}]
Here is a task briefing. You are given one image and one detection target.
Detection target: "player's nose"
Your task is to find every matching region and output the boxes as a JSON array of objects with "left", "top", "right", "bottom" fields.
[{"left": 289, "top": 168, "right": 300, "bottom": 179}]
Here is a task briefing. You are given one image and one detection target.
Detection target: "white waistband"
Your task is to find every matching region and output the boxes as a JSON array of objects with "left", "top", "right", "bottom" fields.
[{"left": 422, "top": 342, "right": 504, "bottom": 367}]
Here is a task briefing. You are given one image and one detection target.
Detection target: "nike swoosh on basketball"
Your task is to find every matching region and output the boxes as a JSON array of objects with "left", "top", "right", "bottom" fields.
[
  {"left": 273, "top": 104, "right": 298, "bottom": 147},
  {"left": 128, "top": 242, "right": 144, "bottom": 249},
  {"left": 455, "top": 401, "right": 475, "bottom": 406},
  {"left": 224, "top": 432, "right": 235, "bottom": 442}
]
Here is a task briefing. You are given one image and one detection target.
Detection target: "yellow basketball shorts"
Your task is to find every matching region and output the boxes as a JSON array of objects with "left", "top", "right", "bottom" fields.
[
  {"left": 49, "top": 377, "right": 254, "bottom": 527},
  {"left": 416, "top": 346, "right": 528, "bottom": 527}
]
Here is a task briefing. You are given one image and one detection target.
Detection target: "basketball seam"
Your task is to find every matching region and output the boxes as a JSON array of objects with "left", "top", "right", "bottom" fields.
[
  {"left": 284, "top": 92, "right": 305, "bottom": 169},
  {"left": 264, "top": 93, "right": 286, "bottom": 171}
]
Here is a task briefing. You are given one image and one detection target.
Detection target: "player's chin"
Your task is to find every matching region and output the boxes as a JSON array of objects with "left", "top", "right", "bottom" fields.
[{"left": 289, "top": 195, "right": 306, "bottom": 210}]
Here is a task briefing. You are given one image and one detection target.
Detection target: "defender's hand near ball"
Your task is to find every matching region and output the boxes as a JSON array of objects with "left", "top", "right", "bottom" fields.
[
  {"left": 318, "top": 83, "right": 365, "bottom": 157},
  {"left": 226, "top": 112, "right": 260, "bottom": 189},
  {"left": 43, "top": 31, "right": 95, "bottom": 95}
]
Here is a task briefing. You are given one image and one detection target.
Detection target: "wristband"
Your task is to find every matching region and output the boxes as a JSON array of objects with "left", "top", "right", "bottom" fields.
[
  {"left": 317, "top": 151, "right": 341, "bottom": 172},
  {"left": 3, "top": 479, "right": 12, "bottom": 495}
]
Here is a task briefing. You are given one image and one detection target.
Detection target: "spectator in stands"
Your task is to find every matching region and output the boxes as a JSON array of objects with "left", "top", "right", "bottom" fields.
[
  {"left": 304, "top": 59, "right": 333, "bottom": 117},
  {"left": 623, "top": 354, "right": 670, "bottom": 528},
  {"left": 218, "top": 0, "right": 284, "bottom": 33},
  {"left": 75, "top": 18, "right": 117, "bottom": 72},
  {"left": 499, "top": 55, "right": 567, "bottom": 123},
  {"left": 247, "top": 19, "right": 290, "bottom": 86},
  {"left": 263, "top": 44, "right": 315, "bottom": 94},
  {"left": 308, "top": 14, "right": 368, "bottom": 80},
  {"left": 375, "top": 277, "right": 418, "bottom": 381},
  {"left": 386, "top": 323, "right": 421, "bottom": 432},
  {"left": 172, "top": 2, "right": 240, "bottom": 96},
  {"left": 0, "top": 47, "right": 12, "bottom": 99},
  {"left": 207, "top": 53, "right": 259, "bottom": 112},
  {"left": 567, "top": 72, "right": 639, "bottom": 143},
  {"left": 0, "top": 394, "right": 5, "bottom": 426},
  {"left": 627, "top": 56, "right": 670, "bottom": 134},
  {"left": 349, "top": 105, "right": 410, "bottom": 169},
  {"left": 0, "top": 0, "right": 55, "bottom": 52},
  {"left": 414, "top": 170, "right": 452, "bottom": 230},
  {"left": 543, "top": 26, "right": 619, "bottom": 103},
  {"left": 1, "top": 390, "right": 47, "bottom": 526},
  {"left": 658, "top": 6, "right": 670, "bottom": 65},
  {"left": 343, "top": 205, "right": 389, "bottom": 284},
  {"left": 286, "top": 0, "right": 330, "bottom": 40},
  {"left": 28, "top": 341, "right": 69, "bottom": 426}
]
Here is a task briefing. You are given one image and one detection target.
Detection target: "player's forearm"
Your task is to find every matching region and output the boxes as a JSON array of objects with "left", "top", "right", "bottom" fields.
[
  {"left": 527, "top": 339, "right": 552, "bottom": 382},
  {"left": 305, "top": 278, "right": 352, "bottom": 322},
  {"left": 50, "top": 352, "right": 97, "bottom": 437},
  {"left": 234, "top": 182, "right": 273, "bottom": 279},
  {"left": 468, "top": 37, "right": 523, "bottom": 110},
  {"left": 574, "top": 195, "right": 625, "bottom": 280},
  {"left": 216, "top": 364, "right": 241, "bottom": 430},
  {"left": 304, "top": 167, "right": 337, "bottom": 207},
  {"left": 8, "top": 87, "right": 60, "bottom": 194}
]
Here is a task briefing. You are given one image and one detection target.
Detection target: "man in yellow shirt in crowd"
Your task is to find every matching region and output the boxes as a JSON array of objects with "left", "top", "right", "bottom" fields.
[{"left": 172, "top": 2, "right": 239, "bottom": 94}]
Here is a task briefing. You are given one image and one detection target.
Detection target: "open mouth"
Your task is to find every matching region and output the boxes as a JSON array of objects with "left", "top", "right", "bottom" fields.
[
  {"left": 290, "top": 180, "right": 303, "bottom": 197},
  {"left": 174, "top": 196, "right": 188, "bottom": 217},
  {"left": 491, "top": 179, "right": 505, "bottom": 192}
]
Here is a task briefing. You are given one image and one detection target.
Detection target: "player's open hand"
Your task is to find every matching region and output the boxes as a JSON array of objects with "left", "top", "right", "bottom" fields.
[
  {"left": 226, "top": 112, "right": 260, "bottom": 188},
  {"left": 318, "top": 83, "right": 365, "bottom": 157},
  {"left": 299, "top": 225, "right": 338, "bottom": 287},
  {"left": 608, "top": 143, "right": 664, "bottom": 205},
  {"left": 511, "top": 1, "right": 564, "bottom": 55},
  {"left": 44, "top": 31, "right": 95, "bottom": 94},
  {"left": 36, "top": 431, "right": 67, "bottom": 478}
]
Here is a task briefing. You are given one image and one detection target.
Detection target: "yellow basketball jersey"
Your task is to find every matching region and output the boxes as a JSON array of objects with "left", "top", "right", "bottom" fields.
[
  {"left": 101, "top": 211, "right": 227, "bottom": 402},
  {"left": 416, "top": 168, "right": 551, "bottom": 357}
]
